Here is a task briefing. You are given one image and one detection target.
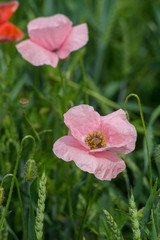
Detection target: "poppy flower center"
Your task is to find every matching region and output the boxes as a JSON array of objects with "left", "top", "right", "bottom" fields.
[{"left": 85, "top": 130, "right": 106, "bottom": 150}]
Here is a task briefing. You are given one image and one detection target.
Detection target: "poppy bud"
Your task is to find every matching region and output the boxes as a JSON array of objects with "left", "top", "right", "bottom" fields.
[
  {"left": 19, "top": 98, "right": 29, "bottom": 105},
  {"left": 0, "top": 187, "right": 5, "bottom": 206},
  {"left": 24, "top": 159, "right": 37, "bottom": 182}
]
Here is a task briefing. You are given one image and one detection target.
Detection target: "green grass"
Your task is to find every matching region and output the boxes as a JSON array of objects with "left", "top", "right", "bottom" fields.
[{"left": 1, "top": 0, "right": 160, "bottom": 239}]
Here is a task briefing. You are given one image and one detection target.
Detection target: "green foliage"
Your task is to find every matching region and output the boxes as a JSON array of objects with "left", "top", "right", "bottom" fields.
[
  {"left": 1, "top": 0, "right": 160, "bottom": 239},
  {"left": 0, "top": 207, "right": 8, "bottom": 240}
]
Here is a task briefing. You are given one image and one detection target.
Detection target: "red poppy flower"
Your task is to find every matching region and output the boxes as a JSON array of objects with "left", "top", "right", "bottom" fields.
[{"left": 0, "top": 1, "right": 24, "bottom": 42}]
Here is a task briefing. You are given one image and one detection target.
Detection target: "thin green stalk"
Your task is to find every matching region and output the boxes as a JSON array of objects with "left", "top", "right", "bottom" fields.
[
  {"left": 80, "top": 52, "right": 89, "bottom": 104},
  {"left": 39, "top": 129, "right": 53, "bottom": 135},
  {"left": 76, "top": 175, "right": 94, "bottom": 240},
  {"left": 1, "top": 174, "right": 27, "bottom": 240},
  {"left": 58, "top": 62, "right": 67, "bottom": 112},
  {"left": 89, "top": 180, "right": 100, "bottom": 210},
  {"left": 23, "top": 110, "right": 42, "bottom": 150},
  {"left": 0, "top": 135, "right": 36, "bottom": 230},
  {"left": 66, "top": 164, "right": 77, "bottom": 236},
  {"left": 124, "top": 93, "right": 152, "bottom": 191},
  {"left": 52, "top": 75, "right": 119, "bottom": 109}
]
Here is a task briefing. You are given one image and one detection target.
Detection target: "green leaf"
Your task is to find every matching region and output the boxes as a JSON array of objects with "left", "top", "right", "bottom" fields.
[
  {"left": 144, "top": 105, "right": 160, "bottom": 172},
  {"left": 7, "top": 225, "right": 19, "bottom": 240},
  {"left": 142, "top": 179, "right": 158, "bottom": 225},
  {"left": 28, "top": 182, "right": 37, "bottom": 240},
  {"left": 151, "top": 210, "right": 158, "bottom": 240}
]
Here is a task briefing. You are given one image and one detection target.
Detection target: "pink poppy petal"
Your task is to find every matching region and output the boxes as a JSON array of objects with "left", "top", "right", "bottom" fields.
[
  {"left": 16, "top": 39, "right": 59, "bottom": 67},
  {"left": 28, "top": 14, "right": 72, "bottom": 51},
  {"left": 102, "top": 109, "right": 137, "bottom": 154},
  {"left": 57, "top": 23, "right": 88, "bottom": 59},
  {"left": 53, "top": 136, "right": 88, "bottom": 162},
  {"left": 93, "top": 151, "right": 126, "bottom": 180},
  {"left": 53, "top": 136, "right": 125, "bottom": 180},
  {"left": 64, "top": 105, "right": 101, "bottom": 147}
]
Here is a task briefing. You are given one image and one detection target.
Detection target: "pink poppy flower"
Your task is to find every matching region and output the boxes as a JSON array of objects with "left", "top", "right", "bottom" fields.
[
  {"left": 53, "top": 105, "right": 137, "bottom": 180},
  {"left": 16, "top": 14, "right": 88, "bottom": 67}
]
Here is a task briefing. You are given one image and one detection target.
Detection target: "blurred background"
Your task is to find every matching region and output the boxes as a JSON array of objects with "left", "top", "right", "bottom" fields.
[{"left": 1, "top": 0, "right": 160, "bottom": 239}]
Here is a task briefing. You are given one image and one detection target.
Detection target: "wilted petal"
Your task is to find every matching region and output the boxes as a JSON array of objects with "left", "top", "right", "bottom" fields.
[
  {"left": 102, "top": 109, "right": 137, "bottom": 154},
  {"left": 64, "top": 105, "right": 101, "bottom": 147},
  {"left": 57, "top": 23, "right": 88, "bottom": 59},
  {"left": 16, "top": 39, "right": 59, "bottom": 67},
  {"left": 53, "top": 136, "right": 125, "bottom": 180},
  {"left": 28, "top": 14, "right": 72, "bottom": 51}
]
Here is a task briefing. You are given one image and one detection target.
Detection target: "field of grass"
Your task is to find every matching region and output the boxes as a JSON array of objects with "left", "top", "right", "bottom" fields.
[{"left": 1, "top": 0, "right": 160, "bottom": 239}]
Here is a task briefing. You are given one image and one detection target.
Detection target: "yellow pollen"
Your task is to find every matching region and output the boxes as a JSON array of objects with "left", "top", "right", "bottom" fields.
[{"left": 85, "top": 130, "right": 106, "bottom": 150}]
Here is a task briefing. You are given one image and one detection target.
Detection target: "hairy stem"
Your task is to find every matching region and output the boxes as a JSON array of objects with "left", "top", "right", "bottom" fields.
[
  {"left": 124, "top": 93, "right": 152, "bottom": 191},
  {"left": 58, "top": 62, "right": 67, "bottom": 112},
  {"left": 1, "top": 174, "right": 27, "bottom": 240},
  {"left": 23, "top": 110, "right": 42, "bottom": 150},
  {"left": 76, "top": 175, "right": 94, "bottom": 240},
  {"left": 80, "top": 52, "right": 89, "bottom": 104},
  {"left": 66, "top": 164, "right": 77, "bottom": 236},
  {"left": 0, "top": 135, "right": 36, "bottom": 230}
]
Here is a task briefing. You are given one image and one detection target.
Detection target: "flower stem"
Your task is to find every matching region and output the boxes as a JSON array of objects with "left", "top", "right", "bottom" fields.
[
  {"left": 1, "top": 174, "right": 27, "bottom": 240},
  {"left": 76, "top": 175, "right": 94, "bottom": 240},
  {"left": 80, "top": 52, "right": 89, "bottom": 104},
  {"left": 124, "top": 93, "right": 152, "bottom": 191},
  {"left": 0, "top": 135, "right": 36, "bottom": 231},
  {"left": 58, "top": 62, "right": 67, "bottom": 112},
  {"left": 23, "top": 110, "right": 42, "bottom": 150},
  {"left": 66, "top": 164, "right": 77, "bottom": 236}
]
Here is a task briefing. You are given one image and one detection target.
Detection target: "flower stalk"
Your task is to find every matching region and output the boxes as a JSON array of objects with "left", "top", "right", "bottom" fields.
[
  {"left": 58, "top": 62, "right": 68, "bottom": 112},
  {"left": 76, "top": 175, "right": 94, "bottom": 240},
  {"left": 80, "top": 51, "right": 88, "bottom": 104},
  {"left": 124, "top": 93, "right": 152, "bottom": 191},
  {"left": 0, "top": 174, "right": 27, "bottom": 240},
  {"left": 0, "top": 135, "right": 36, "bottom": 232}
]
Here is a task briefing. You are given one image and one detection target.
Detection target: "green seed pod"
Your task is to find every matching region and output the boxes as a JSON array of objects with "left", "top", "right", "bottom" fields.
[
  {"left": 24, "top": 159, "right": 37, "bottom": 182},
  {"left": 19, "top": 98, "right": 29, "bottom": 105},
  {"left": 0, "top": 188, "right": 5, "bottom": 206}
]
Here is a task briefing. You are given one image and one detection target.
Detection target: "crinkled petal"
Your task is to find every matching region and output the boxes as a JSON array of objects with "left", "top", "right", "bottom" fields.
[
  {"left": 16, "top": 39, "right": 59, "bottom": 67},
  {"left": 53, "top": 136, "right": 87, "bottom": 162},
  {"left": 93, "top": 151, "right": 126, "bottom": 180},
  {"left": 102, "top": 109, "right": 137, "bottom": 154},
  {"left": 28, "top": 14, "right": 72, "bottom": 51},
  {"left": 53, "top": 136, "right": 126, "bottom": 180},
  {"left": 64, "top": 105, "right": 101, "bottom": 148},
  {"left": 57, "top": 23, "right": 88, "bottom": 59}
]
